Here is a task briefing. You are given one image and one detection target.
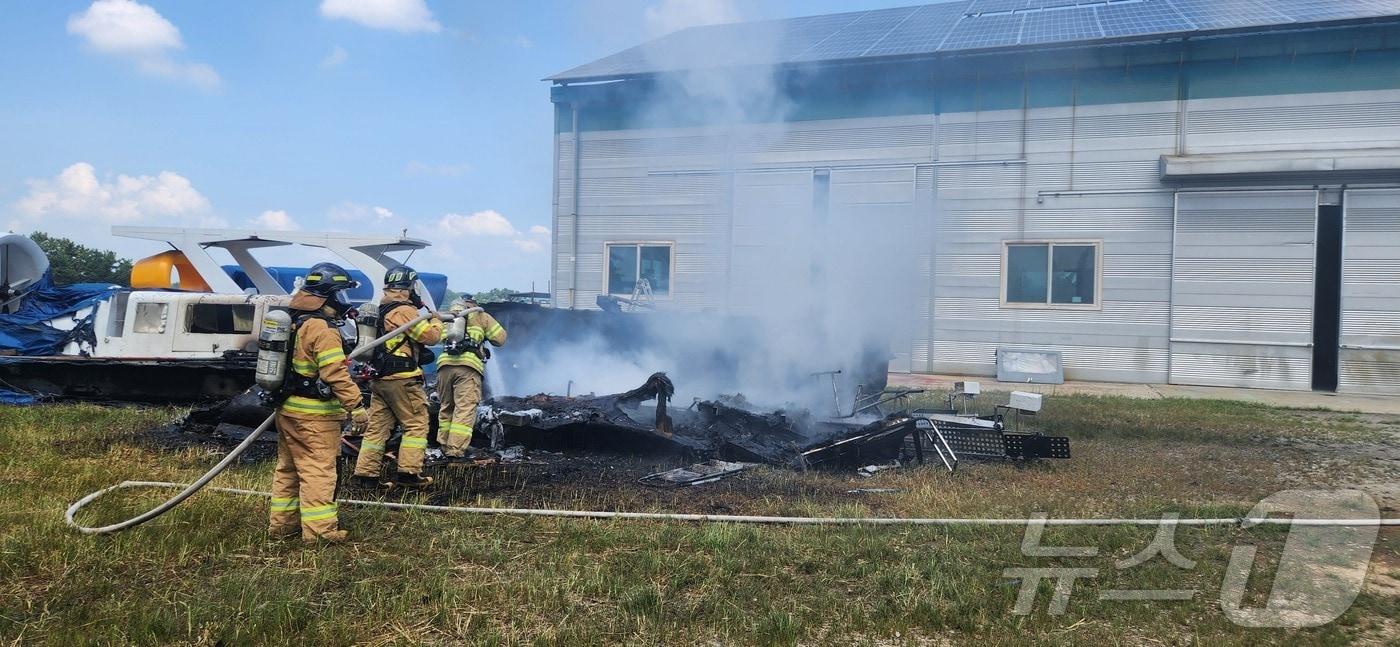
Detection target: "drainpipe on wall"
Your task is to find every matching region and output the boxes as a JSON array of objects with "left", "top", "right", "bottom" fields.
[{"left": 570, "top": 102, "right": 582, "bottom": 309}]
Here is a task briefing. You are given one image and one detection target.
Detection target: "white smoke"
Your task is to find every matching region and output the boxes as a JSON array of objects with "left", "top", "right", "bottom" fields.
[{"left": 498, "top": 5, "right": 925, "bottom": 417}]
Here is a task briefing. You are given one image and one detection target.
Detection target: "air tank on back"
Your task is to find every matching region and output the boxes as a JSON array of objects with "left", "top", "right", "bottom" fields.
[
  {"left": 355, "top": 303, "right": 380, "bottom": 354},
  {"left": 255, "top": 309, "right": 293, "bottom": 392}
]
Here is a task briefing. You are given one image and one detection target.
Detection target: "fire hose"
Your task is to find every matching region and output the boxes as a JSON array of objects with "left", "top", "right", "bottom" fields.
[
  {"left": 65, "top": 307, "right": 479, "bottom": 535},
  {"left": 69, "top": 481, "right": 1398, "bottom": 527}
]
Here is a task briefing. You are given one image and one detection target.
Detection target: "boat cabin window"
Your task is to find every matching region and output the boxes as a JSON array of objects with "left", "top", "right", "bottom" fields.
[
  {"left": 106, "top": 292, "right": 130, "bottom": 337},
  {"left": 186, "top": 303, "right": 256, "bottom": 335},
  {"left": 133, "top": 302, "right": 169, "bottom": 334}
]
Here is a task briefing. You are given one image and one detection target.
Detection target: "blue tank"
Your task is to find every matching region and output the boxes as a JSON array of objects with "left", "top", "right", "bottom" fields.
[{"left": 221, "top": 265, "right": 448, "bottom": 308}]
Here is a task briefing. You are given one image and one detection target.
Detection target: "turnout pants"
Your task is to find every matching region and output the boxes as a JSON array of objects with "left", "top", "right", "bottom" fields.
[
  {"left": 269, "top": 414, "right": 345, "bottom": 542},
  {"left": 436, "top": 365, "right": 483, "bottom": 456},
  {"left": 354, "top": 377, "right": 430, "bottom": 476}
]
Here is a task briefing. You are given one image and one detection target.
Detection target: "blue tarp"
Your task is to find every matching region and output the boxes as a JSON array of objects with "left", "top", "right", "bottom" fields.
[
  {"left": 0, "top": 387, "right": 38, "bottom": 405},
  {"left": 221, "top": 266, "right": 449, "bottom": 307},
  {"left": 0, "top": 272, "right": 118, "bottom": 356}
]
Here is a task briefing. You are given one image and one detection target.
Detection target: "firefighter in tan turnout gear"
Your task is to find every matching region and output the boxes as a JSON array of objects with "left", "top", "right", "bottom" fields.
[
  {"left": 352, "top": 265, "right": 443, "bottom": 487},
  {"left": 269, "top": 263, "right": 369, "bottom": 542},
  {"left": 436, "top": 297, "right": 507, "bottom": 459}
]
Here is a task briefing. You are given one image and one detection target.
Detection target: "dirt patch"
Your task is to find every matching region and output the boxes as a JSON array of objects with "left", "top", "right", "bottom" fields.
[{"left": 1268, "top": 420, "right": 1400, "bottom": 512}]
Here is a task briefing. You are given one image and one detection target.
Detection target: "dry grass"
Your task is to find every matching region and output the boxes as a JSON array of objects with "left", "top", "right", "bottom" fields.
[{"left": 1, "top": 397, "right": 1397, "bottom": 645}]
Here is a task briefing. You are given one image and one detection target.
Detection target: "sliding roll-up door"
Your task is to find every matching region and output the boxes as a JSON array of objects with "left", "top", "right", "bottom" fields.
[
  {"left": 1340, "top": 188, "right": 1400, "bottom": 395},
  {"left": 1169, "top": 190, "right": 1318, "bottom": 390},
  {"left": 728, "top": 170, "right": 813, "bottom": 316}
]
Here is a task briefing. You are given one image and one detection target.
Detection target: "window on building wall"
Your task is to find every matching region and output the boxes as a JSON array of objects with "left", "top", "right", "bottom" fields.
[
  {"left": 606, "top": 243, "right": 672, "bottom": 296},
  {"left": 1003, "top": 241, "right": 1100, "bottom": 308}
]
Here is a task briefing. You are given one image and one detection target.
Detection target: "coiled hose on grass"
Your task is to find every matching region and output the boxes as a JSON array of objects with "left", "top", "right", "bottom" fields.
[{"left": 65, "top": 307, "right": 475, "bottom": 535}]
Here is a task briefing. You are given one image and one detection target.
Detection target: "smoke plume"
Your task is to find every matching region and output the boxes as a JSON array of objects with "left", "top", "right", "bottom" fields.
[{"left": 493, "top": 4, "right": 926, "bottom": 417}]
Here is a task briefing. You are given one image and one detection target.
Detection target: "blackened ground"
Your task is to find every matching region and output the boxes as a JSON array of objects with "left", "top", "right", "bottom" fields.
[{"left": 333, "top": 445, "right": 932, "bottom": 517}]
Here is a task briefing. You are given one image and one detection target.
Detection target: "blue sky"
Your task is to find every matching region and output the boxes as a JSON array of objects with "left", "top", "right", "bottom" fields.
[{"left": 0, "top": 0, "right": 921, "bottom": 292}]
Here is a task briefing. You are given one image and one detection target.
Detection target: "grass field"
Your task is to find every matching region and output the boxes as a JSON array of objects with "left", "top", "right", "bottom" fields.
[{"left": 1, "top": 395, "right": 1397, "bottom": 645}]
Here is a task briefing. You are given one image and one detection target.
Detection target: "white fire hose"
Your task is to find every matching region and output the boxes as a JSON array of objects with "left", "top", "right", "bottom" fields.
[
  {"left": 65, "top": 307, "right": 475, "bottom": 535},
  {"left": 65, "top": 480, "right": 1398, "bottom": 527}
]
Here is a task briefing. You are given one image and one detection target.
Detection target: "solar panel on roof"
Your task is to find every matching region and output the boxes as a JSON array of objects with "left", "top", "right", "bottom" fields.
[
  {"left": 772, "top": 11, "right": 872, "bottom": 58},
  {"left": 1272, "top": 0, "right": 1388, "bottom": 22},
  {"left": 1168, "top": 0, "right": 1287, "bottom": 30},
  {"left": 862, "top": 2, "right": 970, "bottom": 56},
  {"left": 1097, "top": 1, "right": 1191, "bottom": 37},
  {"left": 794, "top": 6, "right": 923, "bottom": 61},
  {"left": 1020, "top": 5, "right": 1104, "bottom": 45},
  {"left": 549, "top": 0, "right": 1400, "bottom": 81},
  {"left": 940, "top": 12, "right": 1024, "bottom": 50},
  {"left": 966, "top": 0, "right": 1031, "bottom": 14}
]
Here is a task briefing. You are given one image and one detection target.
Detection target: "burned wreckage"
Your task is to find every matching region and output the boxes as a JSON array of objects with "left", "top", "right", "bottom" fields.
[
  {"left": 180, "top": 371, "right": 1069, "bottom": 482},
  {"left": 478, "top": 375, "right": 1070, "bottom": 474}
]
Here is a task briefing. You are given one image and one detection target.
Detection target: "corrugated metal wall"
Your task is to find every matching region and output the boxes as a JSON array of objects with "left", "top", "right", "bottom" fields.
[
  {"left": 931, "top": 98, "right": 1175, "bottom": 383},
  {"left": 554, "top": 114, "right": 937, "bottom": 370},
  {"left": 729, "top": 169, "right": 812, "bottom": 316},
  {"left": 1169, "top": 190, "right": 1319, "bottom": 390},
  {"left": 554, "top": 83, "right": 1400, "bottom": 394},
  {"left": 1340, "top": 188, "right": 1400, "bottom": 394}
]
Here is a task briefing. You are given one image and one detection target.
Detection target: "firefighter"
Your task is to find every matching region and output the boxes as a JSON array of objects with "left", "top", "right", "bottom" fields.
[
  {"left": 269, "top": 263, "right": 369, "bottom": 542},
  {"left": 436, "top": 296, "right": 507, "bottom": 459},
  {"left": 352, "top": 264, "right": 442, "bottom": 487}
]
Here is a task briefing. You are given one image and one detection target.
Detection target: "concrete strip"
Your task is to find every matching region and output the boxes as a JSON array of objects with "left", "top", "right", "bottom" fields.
[{"left": 888, "top": 373, "right": 1400, "bottom": 415}]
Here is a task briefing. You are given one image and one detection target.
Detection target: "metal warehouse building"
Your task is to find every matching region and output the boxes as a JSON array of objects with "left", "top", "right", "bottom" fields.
[{"left": 547, "top": 0, "right": 1400, "bottom": 395}]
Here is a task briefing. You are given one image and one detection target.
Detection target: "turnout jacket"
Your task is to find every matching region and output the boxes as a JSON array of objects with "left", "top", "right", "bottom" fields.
[
  {"left": 377, "top": 290, "right": 443, "bottom": 381},
  {"left": 436, "top": 309, "right": 506, "bottom": 374},
  {"left": 280, "top": 314, "right": 362, "bottom": 421}
]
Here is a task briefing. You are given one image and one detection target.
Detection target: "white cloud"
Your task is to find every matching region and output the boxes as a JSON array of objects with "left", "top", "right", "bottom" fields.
[
  {"left": 321, "top": 45, "right": 349, "bottom": 69},
  {"left": 512, "top": 239, "right": 544, "bottom": 253},
  {"left": 67, "top": 0, "right": 181, "bottom": 54},
  {"left": 320, "top": 0, "right": 441, "bottom": 33},
  {"left": 437, "top": 210, "right": 517, "bottom": 237},
  {"left": 327, "top": 201, "right": 396, "bottom": 224},
  {"left": 514, "top": 35, "right": 534, "bottom": 49},
  {"left": 528, "top": 225, "right": 550, "bottom": 235},
  {"left": 404, "top": 160, "right": 471, "bottom": 177},
  {"left": 137, "top": 58, "right": 221, "bottom": 90},
  {"left": 68, "top": 0, "right": 220, "bottom": 90},
  {"left": 251, "top": 209, "right": 299, "bottom": 231},
  {"left": 14, "top": 162, "right": 211, "bottom": 224},
  {"left": 644, "top": 0, "right": 741, "bottom": 36}
]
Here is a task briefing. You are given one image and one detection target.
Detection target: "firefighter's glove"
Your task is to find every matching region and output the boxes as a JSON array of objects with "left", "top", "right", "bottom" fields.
[{"left": 349, "top": 407, "right": 370, "bottom": 434}]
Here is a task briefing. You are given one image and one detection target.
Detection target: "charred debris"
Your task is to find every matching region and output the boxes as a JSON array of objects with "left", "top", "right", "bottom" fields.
[
  {"left": 477, "top": 374, "right": 1070, "bottom": 472},
  {"left": 167, "top": 375, "right": 1069, "bottom": 478}
]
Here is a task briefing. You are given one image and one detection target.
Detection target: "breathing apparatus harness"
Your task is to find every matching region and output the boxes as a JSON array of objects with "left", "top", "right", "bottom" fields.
[
  {"left": 370, "top": 301, "right": 434, "bottom": 378},
  {"left": 256, "top": 307, "right": 354, "bottom": 406},
  {"left": 442, "top": 313, "right": 483, "bottom": 358},
  {"left": 283, "top": 312, "right": 351, "bottom": 400}
]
